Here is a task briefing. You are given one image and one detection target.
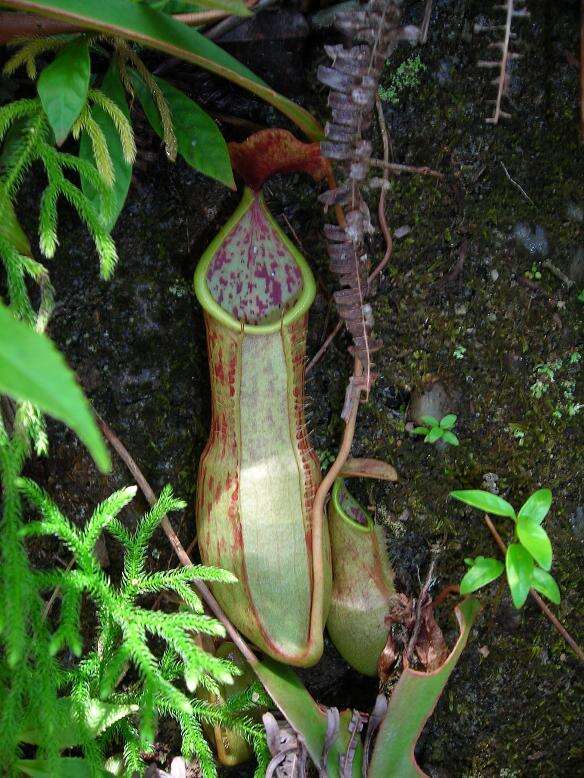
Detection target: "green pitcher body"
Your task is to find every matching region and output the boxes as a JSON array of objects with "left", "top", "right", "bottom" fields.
[
  {"left": 327, "top": 479, "right": 395, "bottom": 676},
  {"left": 195, "top": 188, "right": 331, "bottom": 666}
]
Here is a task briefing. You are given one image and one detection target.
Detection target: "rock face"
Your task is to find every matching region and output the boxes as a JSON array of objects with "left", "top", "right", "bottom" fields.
[{"left": 23, "top": 0, "right": 584, "bottom": 775}]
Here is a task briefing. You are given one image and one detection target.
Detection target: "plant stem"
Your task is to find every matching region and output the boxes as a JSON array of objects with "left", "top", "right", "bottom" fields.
[
  {"left": 369, "top": 158, "right": 444, "bottom": 179},
  {"left": 483, "top": 514, "right": 584, "bottom": 663}
]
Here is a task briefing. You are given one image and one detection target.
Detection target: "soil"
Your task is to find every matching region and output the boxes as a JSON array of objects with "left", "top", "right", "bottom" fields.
[{"left": 13, "top": 0, "right": 583, "bottom": 775}]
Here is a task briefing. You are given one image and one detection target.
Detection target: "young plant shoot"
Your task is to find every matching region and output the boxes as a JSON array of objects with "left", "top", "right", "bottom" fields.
[
  {"left": 451, "top": 488, "right": 561, "bottom": 608},
  {"left": 413, "top": 414, "right": 459, "bottom": 446}
]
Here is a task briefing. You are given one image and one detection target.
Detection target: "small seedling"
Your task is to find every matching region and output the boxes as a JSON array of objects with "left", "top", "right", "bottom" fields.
[
  {"left": 413, "top": 414, "right": 459, "bottom": 446},
  {"left": 450, "top": 488, "right": 560, "bottom": 608},
  {"left": 453, "top": 345, "right": 466, "bottom": 360},
  {"left": 525, "top": 262, "right": 542, "bottom": 281}
]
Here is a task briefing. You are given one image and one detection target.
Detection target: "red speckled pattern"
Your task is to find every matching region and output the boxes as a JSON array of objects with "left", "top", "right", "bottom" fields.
[{"left": 206, "top": 196, "right": 302, "bottom": 326}]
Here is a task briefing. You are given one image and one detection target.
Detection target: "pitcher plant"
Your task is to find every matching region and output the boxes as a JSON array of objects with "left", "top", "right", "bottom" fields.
[
  {"left": 327, "top": 479, "right": 395, "bottom": 676},
  {"left": 194, "top": 130, "right": 333, "bottom": 666}
]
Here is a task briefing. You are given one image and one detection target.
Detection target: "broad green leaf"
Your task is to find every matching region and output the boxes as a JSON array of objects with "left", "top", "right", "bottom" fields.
[
  {"left": 425, "top": 426, "right": 443, "bottom": 443},
  {"left": 0, "top": 304, "right": 110, "bottom": 472},
  {"left": 420, "top": 415, "right": 439, "bottom": 427},
  {"left": 450, "top": 489, "right": 516, "bottom": 519},
  {"left": 179, "top": 0, "right": 251, "bottom": 14},
  {"left": 367, "top": 599, "right": 481, "bottom": 778},
  {"left": 37, "top": 37, "right": 90, "bottom": 145},
  {"left": 3, "top": 0, "right": 322, "bottom": 140},
  {"left": 505, "top": 543, "right": 534, "bottom": 608},
  {"left": 0, "top": 191, "right": 32, "bottom": 256},
  {"left": 80, "top": 64, "right": 132, "bottom": 230},
  {"left": 412, "top": 426, "right": 429, "bottom": 436},
  {"left": 440, "top": 413, "right": 457, "bottom": 429},
  {"left": 531, "top": 567, "right": 560, "bottom": 605},
  {"left": 442, "top": 431, "right": 459, "bottom": 446},
  {"left": 518, "top": 488, "right": 552, "bottom": 525},
  {"left": 460, "top": 556, "right": 504, "bottom": 594},
  {"left": 131, "top": 71, "right": 234, "bottom": 188},
  {"left": 517, "top": 515, "right": 552, "bottom": 570}
]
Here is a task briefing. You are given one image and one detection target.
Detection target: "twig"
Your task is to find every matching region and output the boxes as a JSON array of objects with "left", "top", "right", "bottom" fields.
[
  {"left": 435, "top": 239, "right": 468, "bottom": 289},
  {"left": 419, "top": 0, "right": 433, "bottom": 44},
  {"left": 369, "top": 158, "right": 444, "bottom": 179},
  {"left": 483, "top": 514, "right": 584, "bottom": 663},
  {"left": 543, "top": 260, "right": 574, "bottom": 289},
  {"left": 306, "top": 321, "right": 343, "bottom": 375},
  {"left": 205, "top": 0, "right": 277, "bottom": 40},
  {"left": 96, "top": 416, "right": 257, "bottom": 666},
  {"left": 307, "top": 357, "right": 363, "bottom": 647},
  {"left": 370, "top": 98, "right": 393, "bottom": 286},
  {"left": 500, "top": 161, "right": 534, "bottom": 204},
  {"left": 431, "top": 583, "right": 460, "bottom": 610}
]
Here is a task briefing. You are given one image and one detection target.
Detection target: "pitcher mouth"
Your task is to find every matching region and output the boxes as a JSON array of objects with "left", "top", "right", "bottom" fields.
[
  {"left": 194, "top": 187, "right": 316, "bottom": 335},
  {"left": 332, "top": 479, "right": 373, "bottom": 531}
]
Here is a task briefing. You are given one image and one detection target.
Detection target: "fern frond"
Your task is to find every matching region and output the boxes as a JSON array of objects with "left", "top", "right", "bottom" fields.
[
  {"left": 56, "top": 177, "right": 118, "bottom": 278},
  {"left": 177, "top": 712, "right": 217, "bottom": 778},
  {"left": 0, "top": 234, "right": 37, "bottom": 324},
  {"left": 0, "top": 443, "right": 31, "bottom": 667},
  {"left": 0, "top": 107, "right": 47, "bottom": 199},
  {"left": 89, "top": 89, "right": 137, "bottom": 164},
  {"left": 115, "top": 40, "right": 177, "bottom": 160},
  {"left": 49, "top": 580, "right": 83, "bottom": 657},
  {"left": 38, "top": 181, "right": 59, "bottom": 258},
  {"left": 3, "top": 36, "right": 69, "bottom": 79},
  {"left": 123, "top": 485, "right": 186, "bottom": 585},
  {"left": 0, "top": 98, "right": 40, "bottom": 144},
  {"left": 72, "top": 105, "right": 114, "bottom": 187},
  {"left": 83, "top": 486, "right": 137, "bottom": 553}
]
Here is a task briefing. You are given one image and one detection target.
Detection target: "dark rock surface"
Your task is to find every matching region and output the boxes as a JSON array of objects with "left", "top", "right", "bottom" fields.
[{"left": 19, "top": 0, "right": 584, "bottom": 775}]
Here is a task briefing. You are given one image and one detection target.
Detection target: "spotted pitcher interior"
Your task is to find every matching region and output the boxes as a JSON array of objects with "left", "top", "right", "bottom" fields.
[{"left": 206, "top": 196, "right": 303, "bottom": 326}]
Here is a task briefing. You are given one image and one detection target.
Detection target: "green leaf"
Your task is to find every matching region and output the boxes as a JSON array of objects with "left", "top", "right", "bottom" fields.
[
  {"left": 440, "top": 413, "right": 457, "bottom": 429},
  {"left": 367, "top": 599, "right": 481, "bottom": 778},
  {"left": 517, "top": 488, "right": 552, "bottom": 525},
  {"left": 517, "top": 515, "right": 552, "bottom": 571},
  {"left": 460, "top": 557, "right": 504, "bottom": 594},
  {"left": 531, "top": 567, "right": 560, "bottom": 605},
  {"left": 182, "top": 0, "right": 251, "bottom": 14},
  {"left": 424, "top": 426, "right": 443, "bottom": 443},
  {"left": 420, "top": 415, "right": 439, "bottom": 427},
  {"left": 37, "top": 37, "right": 90, "bottom": 145},
  {"left": 450, "top": 489, "right": 516, "bottom": 519},
  {"left": 412, "top": 426, "right": 429, "bottom": 436},
  {"left": 79, "top": 64, "right": 132, "bottom": 230},
  {"left": 0, "top": 303, "right": 110, "bottom": 472},
  {"left": 442, "top": 431, "right": 459, "bottom": 446},
  {"left": 16, "top": 757, "right": 114, "bottom": 777},
  {"left": 505, "top": 543, "right": 534, "bottom": 608},
  {"left": 3, "top": 0, "right": 322, "bottom": 140},
  {"left": 0, "top": 191, "right": 32, "bottom": 256},
  {"left": 131, "top": 71, "right": 234, "bottom": 188}
]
